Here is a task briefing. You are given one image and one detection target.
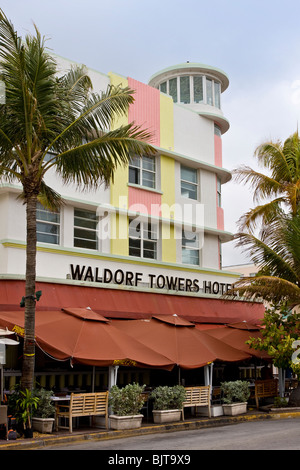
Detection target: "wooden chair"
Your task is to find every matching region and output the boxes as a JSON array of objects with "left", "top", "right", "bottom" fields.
[
  {"left": 55, "top": 392, "right": 109, "bottom": 433},
  {"left": 254, "top": 379, "right": 278, "bottom": 409},
  {"left": 182, "top": 386, "right": 211, "bottom": 420}
]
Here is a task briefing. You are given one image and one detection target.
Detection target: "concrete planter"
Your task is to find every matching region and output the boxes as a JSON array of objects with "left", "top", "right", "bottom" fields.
[
  {"left": 211, "top": 405, "right": 224, "bottom": 417},
  {"left": 32, "top": 417, "right": 55, "bottom": 433},
  {"left": 222, "top": 402, "right": 247, "bottom": 416},
  {"left": 196, "top": 405, "right": 223, "bottom": 417},
  {"left": 152, "top": 409, "right": 182, "bottom": 424},
  {"left": 109, "top": 414, "right": 143, "bottom": 430}
]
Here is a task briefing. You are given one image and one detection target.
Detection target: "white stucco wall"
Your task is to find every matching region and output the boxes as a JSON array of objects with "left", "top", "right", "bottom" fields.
[{"left": 173, "top": 105, "right": 214, "bottom": 164}]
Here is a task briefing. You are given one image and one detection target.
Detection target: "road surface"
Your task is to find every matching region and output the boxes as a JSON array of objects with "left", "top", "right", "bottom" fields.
[{"left": 42, "top": 417, "right": 300, "bottom": 451}]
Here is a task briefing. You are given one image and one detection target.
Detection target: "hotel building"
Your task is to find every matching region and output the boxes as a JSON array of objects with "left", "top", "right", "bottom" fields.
[{"left": 0, "top": 60, "right": 264, "bottom": 389}]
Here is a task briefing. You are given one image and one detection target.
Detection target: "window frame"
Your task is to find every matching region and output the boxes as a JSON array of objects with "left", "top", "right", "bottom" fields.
[
  {"left": 129, "top": 218, "right": 158, "bottom": 260},
  {"left": 181, "top": 230, "right": 200, "bottom": 266},
  {"left": 73, "top": 208, "right": 98, "bottom": 250},
  {"left": 158, "top": 75, "right": 221, "bottom": 108},
  {"left": 36, "top": 202, "right": 60, "bottom": 245},
  {"left": 129, "top": 155, "right": 156, "bottom": 189},
  {"left": 180, "top": 165, "right": 198, "bottom": 200},
  {"left": 217, "top": 177, "right": 222, "bottom": 207}
]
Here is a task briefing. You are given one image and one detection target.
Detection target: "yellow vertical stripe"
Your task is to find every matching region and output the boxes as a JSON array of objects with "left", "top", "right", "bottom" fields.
[
  {"left": 108, "top": 72, "right": 129, "bottom": 256},
  {"left": 160, "top": 94, "right": 176, "bottom": 262},
  {"left": 160, "top": 94, "right": 174, "bottom": 150}
]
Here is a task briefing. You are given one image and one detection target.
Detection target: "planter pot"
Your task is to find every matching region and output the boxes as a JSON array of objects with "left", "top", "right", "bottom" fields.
[
  {"left": 222, "top": 402, "right": 248, "bottom": 416},
  {"left": 195, "top": 405, "right": 223, "bottom": 417},
  {"left": 211, "top": 405, "right": 224, "bottom": 417},
  {"left": 24, "top": 427, "right": 34, "bottom": 439},
  {"left": 109, "top": 414, "right": 143, "bottom": 430},
  {"left": 32, "top": 417, "right": 55, "bottom": 434},
  {"left": 152, "top": 409, "right": 182, "bottom": 424}
]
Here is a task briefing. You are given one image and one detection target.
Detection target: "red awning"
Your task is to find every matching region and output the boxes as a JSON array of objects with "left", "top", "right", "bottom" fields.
[
  {"left": 0, "top": 308, "right": 175, "bottom": 369},
  {"left": 0, "top": 279, "right": 265, "bottom": 325}
]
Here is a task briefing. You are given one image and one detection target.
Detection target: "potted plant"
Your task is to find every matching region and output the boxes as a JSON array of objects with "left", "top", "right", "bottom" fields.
[
  {"left": 221, "top": 380, "right": 250, "bottom": 416},
  {"left": 32, "top": 388, "right": 56, "bottom": 433},
  {"left": 150, "top": 385, "right": 186, "bottom": 423},
  {"left": 16, "top": 388, "right": 40, "bottom": 438},
  {"left": 109, "top": 383, "right": 146, "bottom": 430}
]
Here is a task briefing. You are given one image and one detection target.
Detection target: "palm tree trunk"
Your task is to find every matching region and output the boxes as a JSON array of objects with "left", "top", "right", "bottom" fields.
[{"left": 21, "top": 194, "right": 38, "bottom": 391}]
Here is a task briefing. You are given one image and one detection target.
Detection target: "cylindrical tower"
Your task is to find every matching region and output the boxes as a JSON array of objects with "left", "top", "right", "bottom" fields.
[{"left": 148, "top": 62, "right": 229, "bottom": 134}]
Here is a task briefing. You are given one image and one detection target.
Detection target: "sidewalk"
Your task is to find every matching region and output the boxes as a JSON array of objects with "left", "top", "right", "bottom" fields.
[{"left": 1, "top": 408, "right": 300, "bottom": 450}]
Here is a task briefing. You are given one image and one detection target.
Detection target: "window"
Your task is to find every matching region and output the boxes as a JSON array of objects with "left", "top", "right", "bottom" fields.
[
  {"left": 206, "top": 78, "right": 213, "bottom": 105},
  {"left": 214, "top": 82, "right": 221, "bottom": 108},
  {"left": 160, "top": 82, "right": 167, "bottom": 94},
  {"left": 182, "top": 230, "right": 199, "bottom": 265},
  {"left": 180, "top": 76, "right": 190, "bottom": 103},
  {"left": 74, "top": 208, "right": 98, "bottom": 250},
  {"left": 129, "top": 155, "right": 156, "bottom": 189},
  {"left": 214, "top": 124, "right": 221, "bottom": 137},
  {"left": 169, "top": 77, "right": 177, "bottom": 103},
  {"left": 217, "top": 177, "right": 222, "bottom": 207},
  {"left": 129, "top": 219, "right": 157, "bottom": 259},
  {"left": 36, "top": 202, "right": 60, "bottom": 244},
  {"left": 193, "top": 76, "right": 203, "bottom": 103},
  {"left": 181, "top": 165, "right": 198, "bottom": 200},
  {"left": 157, "top": 75, "right": 221, "bottom": 108}
]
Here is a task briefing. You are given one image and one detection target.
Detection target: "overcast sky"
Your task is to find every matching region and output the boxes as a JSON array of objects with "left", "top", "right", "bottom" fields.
[{"left": 2, "top": 0, "right": 300, "bottom": 267}]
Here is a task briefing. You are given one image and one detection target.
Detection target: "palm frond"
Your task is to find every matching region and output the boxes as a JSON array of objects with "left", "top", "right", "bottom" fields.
[
  {"left": 53, "top": 124, "right": 155, "bottom": 187},
  {"left": 237, "top": 198, "right": 285, "bottom": 233},
  {"left": 37, "top": 181, "right": 63, "bottom": 211},
  {"left": 230, "top": 275, "right": 300, "bottom": 304},
  {"left": 255, "top": 140, "right": 294, "bottom": 182},
  {"left": 46, "top": 83, "right": 145, "bottom": 157},
  {"left": 234, "top": 229, "right": 299, "bottom": 284},
  {"left": 233, "top": 165, "right": 282, "bottom": 203}
]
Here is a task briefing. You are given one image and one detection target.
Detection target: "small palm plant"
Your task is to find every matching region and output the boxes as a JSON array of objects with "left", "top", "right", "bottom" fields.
[{"left": 16, "top": 388, "right": 39, "bottom": 433}]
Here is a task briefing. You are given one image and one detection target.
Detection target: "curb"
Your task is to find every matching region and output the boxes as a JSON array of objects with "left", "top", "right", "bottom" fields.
[{"left": 1, "top": 410, "right": 300, "bottom": 450}]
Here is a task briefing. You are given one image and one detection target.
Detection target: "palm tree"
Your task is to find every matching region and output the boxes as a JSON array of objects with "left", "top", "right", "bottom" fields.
[
  {"left": 0, "top": 11, "right": 155, "bottom": 390},
  {"left": 232, "top": 213, "right": 300, "bottom": 306},
  {"left": 233, "top": 131, "right": 300, "bottom": 234},
  {"left": 230, "top": 131, "right": 300, "bottom": 305}
]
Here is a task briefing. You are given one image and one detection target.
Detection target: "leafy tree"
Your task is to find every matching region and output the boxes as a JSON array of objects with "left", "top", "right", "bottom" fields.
[
  {"left": 0, "top": 11, "right": 154, "bottom": 390},
  {"left": 247, "top": 303, "right": 300, "bottom": 371}
]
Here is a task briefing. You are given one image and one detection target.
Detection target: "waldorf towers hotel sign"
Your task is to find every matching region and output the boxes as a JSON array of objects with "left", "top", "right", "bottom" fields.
[{"left": 68, "top": 264, "right": 234, "bottom": 296}]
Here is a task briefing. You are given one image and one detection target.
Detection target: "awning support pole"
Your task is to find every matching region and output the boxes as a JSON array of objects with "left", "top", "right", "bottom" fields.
[
  {"left": 204, "top": 363, "right": 214, "bottom": 399},
  {"left": 108, "top": 365, "right": 119, "bottom": 390}
]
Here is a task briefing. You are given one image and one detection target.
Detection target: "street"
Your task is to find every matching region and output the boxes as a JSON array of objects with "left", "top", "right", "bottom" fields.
[{"left": 42, "top": 417, "right": 300, "bottom": 451}]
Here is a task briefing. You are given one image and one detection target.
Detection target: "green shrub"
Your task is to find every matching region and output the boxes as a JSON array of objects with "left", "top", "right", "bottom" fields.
[
  {"left": 7, "top": 385, "right": 39, "bottom": 429},
  {"left": 273, "top": 396, "right": 288, "bottom": 408},
  {"left": 221, "top": 380, "right": 250, "bottom": 404},
  {"left": 109, "top": 383, "right": 146, "bottom": 416},
  {"left": 150, "top": 385, "right": 186, "bottom": 410},
  {"left": 33, "top": 388, "right": 55, "bottom": 418}
]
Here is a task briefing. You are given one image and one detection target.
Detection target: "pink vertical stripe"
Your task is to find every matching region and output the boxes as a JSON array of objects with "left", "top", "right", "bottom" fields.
[
  {"left": 217, "top": 207, "right": 224, "bottom": 230},
  {"left": 129, "top": 186, "right": 162, "bottom": 217},
  {"left": 128, "top": 77, "right": 160, "bottom": 146},
  {"left": 214, "top": 135, "right": 222, "bottom": 167}
]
